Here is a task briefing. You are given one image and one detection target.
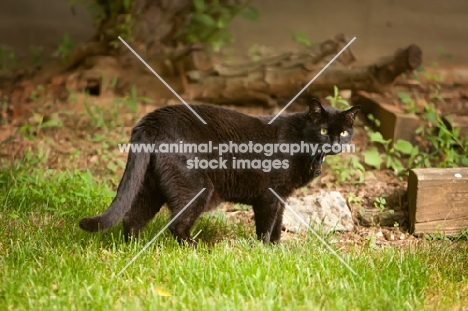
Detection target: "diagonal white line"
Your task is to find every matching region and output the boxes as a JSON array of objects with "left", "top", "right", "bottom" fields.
[
  {"left": 118, "top": 36, "right": 207, "bottom": 125},
  {"left": 268, "top": 188, "right": 357, "bottom": 276},
  {"left": 268, "top": 37, "right": 356, "bottom": 124},
  {"left": 117, "top": 188, "right": 206, "bottom": 276}
]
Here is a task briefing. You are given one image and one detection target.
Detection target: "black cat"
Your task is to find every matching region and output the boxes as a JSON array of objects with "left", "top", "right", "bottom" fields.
[{"left": 79, "top": 99, "right": 360, "bottom": 244}]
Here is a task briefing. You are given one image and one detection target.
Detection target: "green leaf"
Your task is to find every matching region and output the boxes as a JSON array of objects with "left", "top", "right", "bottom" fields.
[
  {"left": 217, "top": 18, "right": 226, "bottom": 28},
  {"left": 408, "top": 145, "right": 420, "bottom": 162},
  {"left": 461, "top": 156, "right": 468, "bottom": 166},
  {"left": 241, "top": 6, "right": 260, "bottom": 20},
  {"left": 334, "top": 85, "right": 339, "bottom": 97},
  {"left": 337, "top": 99, "right": 351, "bottom": 108},
  {"left": 364, "top": 148, "right": 383, "bottom": 169},
  {"left": 424, "top": 158, "right": 431, "bottom": 167},
  {"left": 391, "top": 158, "right": 405, "bottom": 174},
  {"left": 0, "top": 135, "right": 14, "bottom": 147},
  {"left": 369, "top": 131, "right": 389, "bottom": 145},
  {"left": 394, "top": 139, "right": 414, "bottom": 155},
  {"left": 194, "top": 0, "right": 205, "bottom": 11},
  {"left": 107, "top": 162, "right": 118, "bottom": 173},
  {"left": 397, "top": 91, "right": 411, "bottom": 104},
  {"left": 367, "top": 113, "right": 380, "bottom": 127},
  {"left": 194, "top": 14, "right": 217, "bottom": 27},
  {"left": 291, "top": 31, "right": 311, "bottom": 46},
  {"left": 386, "top": 156, "right": 393, "bottom": 169},
  {"left": 8, "top": 213, "right": 20, "bottom": 219}
]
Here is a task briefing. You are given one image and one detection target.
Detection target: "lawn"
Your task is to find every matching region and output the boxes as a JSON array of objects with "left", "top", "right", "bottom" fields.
[
  {"left": 0, "top": 86, "right": 467, "bottom": 310},
  {"left": 1, "top": 162, "right": 467, "bottom": 310}
]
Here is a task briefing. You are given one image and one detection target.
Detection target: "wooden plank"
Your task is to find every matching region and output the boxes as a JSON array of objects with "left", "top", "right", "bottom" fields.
[
  {"left": 352, "top": 93, "right": 422, "bottom": 144},
  {"left": 408, "top": 167, "right": 468, "bottom": 236}
]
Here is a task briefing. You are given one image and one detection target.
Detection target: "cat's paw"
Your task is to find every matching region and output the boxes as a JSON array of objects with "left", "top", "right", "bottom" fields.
[{"left": 179, "top": 237, "right": 198, "bottom": 248}]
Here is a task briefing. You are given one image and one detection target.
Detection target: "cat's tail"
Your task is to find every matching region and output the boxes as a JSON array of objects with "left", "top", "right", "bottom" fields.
[{"left": 79, "top": 150, "right": 150, "bottom": 232}]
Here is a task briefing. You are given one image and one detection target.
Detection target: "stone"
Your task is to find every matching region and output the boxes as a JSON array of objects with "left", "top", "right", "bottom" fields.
[{"left": 283, "top": 191, "right": 354, "bottom": 234}]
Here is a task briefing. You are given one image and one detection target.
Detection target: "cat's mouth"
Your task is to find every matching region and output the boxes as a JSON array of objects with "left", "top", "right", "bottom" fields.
[{"left": 310, "top": 152, "right": 325, "bottom": 177}]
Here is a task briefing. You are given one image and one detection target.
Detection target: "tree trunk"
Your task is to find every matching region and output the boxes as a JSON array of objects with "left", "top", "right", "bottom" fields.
[{"left": 30, "top": 0, "right": 197, "bottom": 84}]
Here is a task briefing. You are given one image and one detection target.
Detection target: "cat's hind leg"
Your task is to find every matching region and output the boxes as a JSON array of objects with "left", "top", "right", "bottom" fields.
[
  {"left": 123, "top": 173, "right": 164, "bottom": 241},
  {"left": 156, "top": 155, "right": 219, "bottom": 245},
  {"left": 166, "top": 180, "right": 216, "bottom": 245}
]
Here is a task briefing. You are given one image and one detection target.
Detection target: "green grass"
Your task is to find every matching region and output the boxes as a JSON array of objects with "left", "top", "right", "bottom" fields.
[{"left": 1, "top": 164, "right": 467, "bottom": 310}]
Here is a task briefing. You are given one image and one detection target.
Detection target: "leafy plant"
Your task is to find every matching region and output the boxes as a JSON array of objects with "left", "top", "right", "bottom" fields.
[
  {"left": 82, "top": 97, "right": 108, "bottom": 130},
  {"left": 364, "top": 130, "right": 418, "bottom": 175},
  {"left": 0, "top": 44, "right": 17, "bottom": 70},
  {"left": 69, "top": 0, "right": 133, "bottom": 46},
  {"left": 424, "top": 226, "right": 450, "bottom": 241},
  {"left": 69, "top": 0, "right": 99, "bottom": 22},
  {"left": 374, "top": 197, "right": 386, "bottom": 212},
  {"left": 55, "top": 35, "right": 76, "bottom": 59},
  {"left": 183, "top": 0, "right": 259, "bottom": 52},
  {"left": 81, "top": 85, "right": 149, "bottom": 131},
  {"left": 108, "top": 76, "right": 119, "bottom": 90},
  {"left": 111, "top": 13, "right": 133, "bottom": 45},
  {"left": 248, "top": 44, "right": 269, "bottom": 62},
  {"left": 347, "top": 192, "right": 363, "bottom": 214},
  {"left": 437, "top": 45, "right": 453, "bottom": 60},
  {"left": 428, "top": 83, "right": 443, "bottom": 101},
  {"left": 416, "top": 104, "right": 468, "bottom": 167},
  {"left": 325, "top": 154, "right": 365, "bottom": 185},
  {"left": 326, "top": 86, "right": 351, "bottom": 110},
  {"left": 115, "top": 85, "right": 153, "bottom": 113},
  {"left": 367, "top": 113, "right": 380, "bottom": 127},
  {"left": 17, "top": 112, "right": 64, "bottom": 140},
  {"left": 29, "top": 85, "right": 46, "bottom": 102},
  {"left": 290, "top": 31, "right": 314, "bottom": 47},
  {"left": 397, "top": 91, "right": 417, "bottom": 114},
  {"left": 29, "top": 45, "right": 44, "bottom": 65},
  {"left": 365, "top": 95, "right": 467, "bottom": 174}
]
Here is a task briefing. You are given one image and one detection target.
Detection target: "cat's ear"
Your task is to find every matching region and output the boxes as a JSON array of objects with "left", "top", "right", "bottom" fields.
[
  {"left": 343, "top": 105, "right": 360, "bottom": 126},
  {"left": 308, "top": 98, "right": 325, "bottom": 123}
]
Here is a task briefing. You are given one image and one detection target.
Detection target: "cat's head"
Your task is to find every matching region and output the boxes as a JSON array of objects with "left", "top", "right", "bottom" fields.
[{"left": 304, "top": 98, "right": 360, "bottom": 155}]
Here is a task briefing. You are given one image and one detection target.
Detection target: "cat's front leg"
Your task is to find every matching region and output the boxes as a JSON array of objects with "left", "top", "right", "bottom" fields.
[
  {"left": 252, "top": 198, "right": 282, "bottom": 244},
  {"left": 269, "top": 202, "right": 285, "bottom": 243}
]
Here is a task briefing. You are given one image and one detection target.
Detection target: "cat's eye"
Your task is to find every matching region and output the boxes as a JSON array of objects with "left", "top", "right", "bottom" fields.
[
  {"left": 340, "top": 130, "right": 349, "bottom": 137},
  {"left": 320, "top": 128, "right": 328, "bottom": 135}
]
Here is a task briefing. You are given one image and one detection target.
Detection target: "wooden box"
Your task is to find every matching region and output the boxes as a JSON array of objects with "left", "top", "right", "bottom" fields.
[{"left": 408, "top": 168, "right": 468, "bottom": 236}]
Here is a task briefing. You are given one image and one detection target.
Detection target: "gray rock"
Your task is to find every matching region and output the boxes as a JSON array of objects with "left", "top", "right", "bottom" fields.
[{"left": 283, "top": 191, "right": 354, "bottom": 234}]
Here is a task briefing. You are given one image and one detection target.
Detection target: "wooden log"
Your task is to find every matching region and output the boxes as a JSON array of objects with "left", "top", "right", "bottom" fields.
[
  {"left": 408, "top": 167, "right": 468, "bottom": 236},
  {"left": 183, "top": 38, "right": 422, "bottom": 107},
  {"left": 358, "top": 209, "right": 406, "bottom": 227}
]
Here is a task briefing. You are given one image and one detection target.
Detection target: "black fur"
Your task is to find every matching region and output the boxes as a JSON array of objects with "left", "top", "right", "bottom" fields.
[{"left": 79, "top": 99, "right": 360, "bottom": 244}]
